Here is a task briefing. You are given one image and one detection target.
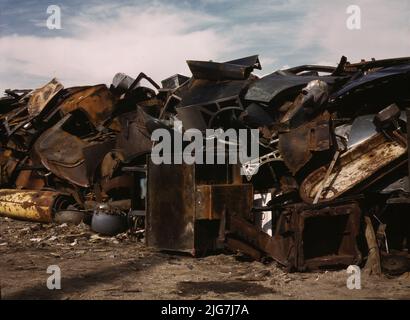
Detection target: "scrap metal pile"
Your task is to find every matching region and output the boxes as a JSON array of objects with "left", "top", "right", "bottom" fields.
[{"left": 1, "top": 55, "right": 410, "bottom": 274}]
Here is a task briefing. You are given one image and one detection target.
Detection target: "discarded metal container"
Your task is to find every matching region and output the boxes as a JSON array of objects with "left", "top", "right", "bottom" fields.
[
  {"left": 300, "top": 132, "right": 407, "bottom": 203},
  {"left": 146, "top": 161, "right": 252, "bottom": 255},
  {"left": 0, "top": 189, "right": 71, "bottom": 223},
  {"left": 227, "top": 201, "right": 362, "bottom": 271}
]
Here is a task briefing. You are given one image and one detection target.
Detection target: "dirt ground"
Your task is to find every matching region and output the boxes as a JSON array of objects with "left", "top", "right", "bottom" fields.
[{"left": 1, "top": 216, "right": 410, "bottom": 300}]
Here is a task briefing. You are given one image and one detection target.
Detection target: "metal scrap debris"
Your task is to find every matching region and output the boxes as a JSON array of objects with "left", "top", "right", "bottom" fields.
[{"left": 1, "top": 54, "right": 409, "bottom": 275}]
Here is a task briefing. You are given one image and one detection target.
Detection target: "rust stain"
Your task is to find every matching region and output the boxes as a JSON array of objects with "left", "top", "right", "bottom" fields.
[{"left": 58, "top": 85, "right": 117, "bottom": 127}]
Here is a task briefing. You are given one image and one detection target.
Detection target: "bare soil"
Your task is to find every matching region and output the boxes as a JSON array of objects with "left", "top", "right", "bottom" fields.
[{"left": 1, "top": 217, "right": 410, "bottom": 300}]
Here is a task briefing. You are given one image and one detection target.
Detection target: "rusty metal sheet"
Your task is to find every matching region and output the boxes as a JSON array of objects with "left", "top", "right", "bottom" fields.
[
  {"left": 101, "top": 175, "right": 134, "bottom": 195},
  {"left": 177, "top": 79, "right": 248, "bottom": 109},
  {"left": 188, "top": 61, "right": 253, "bottom": 81},
  {"left": 195, "top": 184, "right": 253, "bottom": 220},
  {"left": 15, "top": 169, "right": 45, "bottom": 190},
  {"left": 228, "top": 201, "right": 361, "bottom": 271},
  {"left": 300, "top": 132, "right": 407, "bottom": 203},
  {"left": 83, "top": 138, "right": 116, "bottom": 184},
  {"left": 34, "top": 115, "right": 89, "bottom": 187},
  {"left": 58, "top": 84, "right": 117, "bottom": 127},
  {"left": 226, "top": 236, "right": 263, "bottom": 261},
  {"left": 373, "top": 103, "right": 401, "bottom": 129},
  {"left": 278, "top": 112, "right": 331, "bottom": 175},
  {"left": 187, "top": 55, "right": 260, "bottom": 82},
  {"left": 0, "top": 189, "right": 68, "bottom": 223},
  {"left": 34, "top": 114, "right": 115, "bottom": 188},
  {"left": 100, "top": 151, "right": 125, "bottom": 180},
  {"left": 146, "top": 162, "right": 249, "bottom": 255},
  {"left": 115, "top": 108, "right": 153, "bottom": 161},
  {"left": 228, "top": 215, "right": 290, "bottom": 266},
  {"left": 27, "top": 78, "right": 63, "bottom": 117},
  {"left": 226, "top": 55, "right": 261, "bottom": 70},
  {"left": 0, "top": 149, "right": 19, "bottom": 186},
  {"left": 146, "top": 161, "right": 196, "bottom": 254}
]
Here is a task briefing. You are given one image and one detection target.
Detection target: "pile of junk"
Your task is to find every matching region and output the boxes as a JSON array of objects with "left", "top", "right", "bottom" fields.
[{"left": 1, "top": 55, "right": 410, "bottom": 274}]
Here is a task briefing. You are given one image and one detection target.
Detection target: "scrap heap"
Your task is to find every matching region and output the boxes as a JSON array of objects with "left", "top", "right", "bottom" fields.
[{"left": 1, "top": 55, "right": 409, "bottom": 274}]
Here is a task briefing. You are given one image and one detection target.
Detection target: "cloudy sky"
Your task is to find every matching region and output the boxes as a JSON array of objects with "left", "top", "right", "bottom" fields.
[{"left": 0, "top": 0, "right": 409, "bottom": 92}]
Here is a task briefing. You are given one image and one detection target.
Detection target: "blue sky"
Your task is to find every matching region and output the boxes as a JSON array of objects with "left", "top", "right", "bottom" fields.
[{"left": 0, "top": 0, "right": 409, "bottom": 91}]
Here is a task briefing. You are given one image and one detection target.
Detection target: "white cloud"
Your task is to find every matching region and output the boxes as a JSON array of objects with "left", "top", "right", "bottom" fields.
[
  {"left": 0, "top": 5, "right": 231, "bottom": 91},
  {"left": 297, "top": 0, "right": 410, "bottom": 64},
  {"left": 1, "top": 0, "right": 409, "bottom": 93}
]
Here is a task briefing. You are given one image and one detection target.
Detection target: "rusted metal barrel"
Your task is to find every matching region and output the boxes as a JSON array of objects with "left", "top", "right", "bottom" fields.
[{"left": 0, "top": 189, "right": 69, "bottom": 223}]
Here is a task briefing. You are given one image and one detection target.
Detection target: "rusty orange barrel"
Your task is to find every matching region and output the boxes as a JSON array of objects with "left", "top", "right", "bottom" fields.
[{"left": 0, "top": 189, "right": 68, "bottom": 223}]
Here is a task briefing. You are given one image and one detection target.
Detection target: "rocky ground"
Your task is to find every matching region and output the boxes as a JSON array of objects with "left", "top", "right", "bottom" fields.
[{"left": 1, "top": 216, "right": 410, "bottom": 300}]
